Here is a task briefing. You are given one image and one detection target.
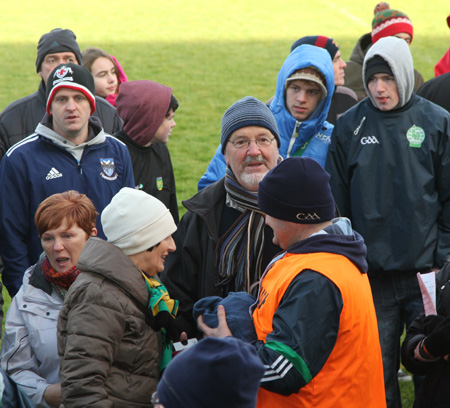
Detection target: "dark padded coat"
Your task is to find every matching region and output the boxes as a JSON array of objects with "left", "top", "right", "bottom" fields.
[
  {"left": 161, "top": 178, "right": 281, "bottom": 337},
  {"left": 58, "top": 238, "right": 161, "bottom": 408}
]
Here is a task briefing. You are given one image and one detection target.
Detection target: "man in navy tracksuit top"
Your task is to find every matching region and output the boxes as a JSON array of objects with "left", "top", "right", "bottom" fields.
[{"left": 0, "top": 63, "right": 134, "bottom": 297}]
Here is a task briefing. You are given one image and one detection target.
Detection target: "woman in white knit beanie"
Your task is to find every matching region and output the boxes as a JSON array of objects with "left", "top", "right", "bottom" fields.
[{"left": 58, "top": 187, "right": 181, "bottom": 407}]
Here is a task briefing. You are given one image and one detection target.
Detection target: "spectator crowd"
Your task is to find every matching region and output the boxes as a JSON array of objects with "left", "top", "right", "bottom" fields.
[{"left": 1, "top": 3, "right": 450, "bottom": 407}]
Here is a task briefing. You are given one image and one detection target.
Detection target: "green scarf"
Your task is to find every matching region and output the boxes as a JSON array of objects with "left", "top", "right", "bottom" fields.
[{"left": 142, "top": 273, "right": 179, "bottom": 371}]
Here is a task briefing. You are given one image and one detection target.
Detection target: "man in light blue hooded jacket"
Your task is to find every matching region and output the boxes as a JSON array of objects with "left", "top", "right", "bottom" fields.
[{"left": 197, "top": 44, "right": 335, "bottom": 190}]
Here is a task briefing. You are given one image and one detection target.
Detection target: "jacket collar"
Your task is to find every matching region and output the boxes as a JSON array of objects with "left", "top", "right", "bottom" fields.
[
  {"left": 182, "top": 178, "right": 226, "bottom": 241},
  {"left": 37, "top": 80, "right": 47, "bottom": 106},
  {"left": 77, "top": 237, "right": 150, "bottom": 309},
  {"left": 29, "top": 258, "right": 53, "bottom": 295}
]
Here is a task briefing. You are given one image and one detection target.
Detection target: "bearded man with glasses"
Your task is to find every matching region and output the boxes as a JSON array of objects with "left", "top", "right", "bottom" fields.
[{"left": 161, "top": 96, "right": 283, "bottom": 338}]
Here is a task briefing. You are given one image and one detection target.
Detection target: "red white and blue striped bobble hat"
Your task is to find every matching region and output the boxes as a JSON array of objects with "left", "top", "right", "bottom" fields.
[{"left": 46, "top": 63, "right": 96, "bottom": 115}]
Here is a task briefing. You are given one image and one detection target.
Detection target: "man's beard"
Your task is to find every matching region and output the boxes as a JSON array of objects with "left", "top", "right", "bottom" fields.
[
  {"left": 240, "top": 171, "right": 268, "bottom": 191},
  {"left": 239, "top": 155, "right": 270, "bottom": 191}
]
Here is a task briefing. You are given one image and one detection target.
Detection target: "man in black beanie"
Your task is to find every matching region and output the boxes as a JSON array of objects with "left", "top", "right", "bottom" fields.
[
  {"left": 198, "top": 157, "right": 385, "bottom": 407},
  {"left": 0, "top": 28, "right": 122, "bottom": 162},
  {"left": 0, "top": 63, "right": 135, "bottom": 298}
]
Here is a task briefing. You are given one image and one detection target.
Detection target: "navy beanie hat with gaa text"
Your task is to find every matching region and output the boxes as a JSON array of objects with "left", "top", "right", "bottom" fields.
[{"left": 258, "top": 157, "right": 335, "bottom": 224}]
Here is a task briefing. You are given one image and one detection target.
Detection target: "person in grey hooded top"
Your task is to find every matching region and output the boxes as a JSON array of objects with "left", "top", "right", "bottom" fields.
[
  {"left": 326, "top": 36, "right": 450, "bottom": 408},
  {"left": 197, "top": 44, "right": 335, "bottom": 190}
]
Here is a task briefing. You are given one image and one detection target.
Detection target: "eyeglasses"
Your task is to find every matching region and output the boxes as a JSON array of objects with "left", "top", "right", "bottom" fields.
[{"left": 227, "top": 136, "right": 275, "bottom": 150}]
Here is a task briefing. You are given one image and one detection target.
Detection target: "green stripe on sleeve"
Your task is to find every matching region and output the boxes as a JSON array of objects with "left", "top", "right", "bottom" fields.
[{"left": 265, "top": 340, "right": 312, "bottom": 383}]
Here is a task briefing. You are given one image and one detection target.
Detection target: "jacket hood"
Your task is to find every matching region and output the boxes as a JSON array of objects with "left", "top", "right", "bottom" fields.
[
  {"left": 77, "top": 237, "right": 149, "bottom": 309},
  {"left": 36, "top": 115, "right": 106, "bottom": 161},
  {"left": 289, "top": 217, "right": 368, "bottom": 273},
  {"left": 363, "top": 36, "right": 414, "bottom": 109},
  {"left": 270, "top": 44, "right": 335, "bottom": 157},
  {"left": 348, "top": 33, "right": 372, "bottom": 65},
  {"left": 116, "top": 80, "right": 172, "bottom": 146}
]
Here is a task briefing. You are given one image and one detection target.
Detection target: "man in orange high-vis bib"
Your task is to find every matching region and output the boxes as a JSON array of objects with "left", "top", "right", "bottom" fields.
[{"left": 198, "top": 157, "right": 385, "bottom": 408}]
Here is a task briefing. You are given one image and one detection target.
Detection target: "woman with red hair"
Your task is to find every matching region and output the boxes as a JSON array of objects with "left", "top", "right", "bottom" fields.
[{"left": 0, "top": 191, "right": 98, "bottom": 408}]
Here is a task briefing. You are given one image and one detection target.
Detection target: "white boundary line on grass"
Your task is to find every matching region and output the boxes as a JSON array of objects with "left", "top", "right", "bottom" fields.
[{"left": 318, "top": 0, "right": 367, "bottom": 28}]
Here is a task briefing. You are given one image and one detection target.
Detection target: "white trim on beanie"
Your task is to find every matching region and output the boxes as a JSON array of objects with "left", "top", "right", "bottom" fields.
[
  {"left": 101, "top": 187, "right": 177, "bottom": 255},
  {"left": 46, "top": 83, "right": 96, "bottom": 115},
  {"left": 46, "top": 64, "right": 97, "bottom": 115}
]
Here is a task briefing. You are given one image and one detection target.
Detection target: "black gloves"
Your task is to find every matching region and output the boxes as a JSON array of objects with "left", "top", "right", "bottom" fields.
[
  {"left": 422, "top": 314, "right": 446, "bottom": 335},
  {"left": 423, "top": 316, "right": 450, "bottom": 358},
  {"left": 145, "top": 308, "right": 181, "bottom": 343}
]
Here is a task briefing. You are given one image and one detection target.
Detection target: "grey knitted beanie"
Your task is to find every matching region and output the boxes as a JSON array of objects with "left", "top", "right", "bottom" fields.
[{"left": 220, "top": 96, "right": 280, "bottom": 153}]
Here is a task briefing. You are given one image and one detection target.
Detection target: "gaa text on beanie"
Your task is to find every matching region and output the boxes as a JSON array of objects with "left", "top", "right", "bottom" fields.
[{"left": 258, "top": 157, "right": 335, "bottom": 224}]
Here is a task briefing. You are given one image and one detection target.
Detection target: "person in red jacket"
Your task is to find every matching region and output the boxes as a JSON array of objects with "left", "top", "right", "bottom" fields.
[{"left": 434, "top": 14, "right": 450, "bottom": 77}]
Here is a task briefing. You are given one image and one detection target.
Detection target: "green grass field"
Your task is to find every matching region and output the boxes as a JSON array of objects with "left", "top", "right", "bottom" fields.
[
  {"left": 1, "top": 1, "right": 449, "bottom": 405},
  {"left": 2, "top": 0, "right": 449, "bottom": 205}
]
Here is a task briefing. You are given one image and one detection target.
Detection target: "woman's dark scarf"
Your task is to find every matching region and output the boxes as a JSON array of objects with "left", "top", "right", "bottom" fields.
[{"left": 216, "top": 167, "right": 266, "bottom": 293}]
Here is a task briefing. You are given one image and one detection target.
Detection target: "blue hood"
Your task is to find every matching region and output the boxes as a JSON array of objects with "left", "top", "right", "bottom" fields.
[{"left": 270, "top": 44, "right": 335, "bottom": 158}]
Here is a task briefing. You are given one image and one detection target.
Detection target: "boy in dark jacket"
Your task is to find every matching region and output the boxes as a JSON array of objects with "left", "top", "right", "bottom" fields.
[
  {"left": 326, "top": 36, "right": 450, "bottom": 408},
  {"left": 114, "top": 80, "right": 179, "bottom": 223}
]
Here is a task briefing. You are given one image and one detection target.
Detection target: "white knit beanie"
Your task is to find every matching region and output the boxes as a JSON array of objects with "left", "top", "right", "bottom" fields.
[{"left": 101, "top": 187, "right": 177, "bottom": 255}]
